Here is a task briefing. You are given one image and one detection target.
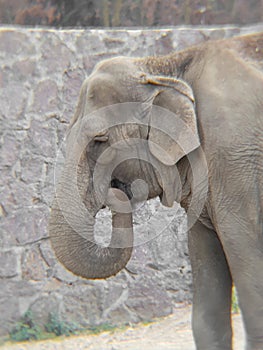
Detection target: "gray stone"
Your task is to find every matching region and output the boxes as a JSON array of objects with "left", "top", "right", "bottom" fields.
[
  {"left": 103, "top": 305, "right": 133, "bottom": 325},
  {"left": 154, "top": 31, "right": 174, "bottom": 55},
  {"left": 0, "top": 133, "right": 20, "bottom": 167},
  {"left": 0, "top": 248, "right": 21, "bottom": 278},
  {"left": 125, "top": 277, "right": 173, "bottom": 321},
  {"left": 40, "top": 34, "right": 74, "bottom": 75},
  {"left": 53, "top": 261, "right": 80, "bottom": 284},
  {"left": 27, "top": 120, "right": 57, "bottom": 157},
  {"left": 0, "top": 82, "right": 27, "bottom": 120},
  {"left": 30, "top": 293, "right": 61, "bottom": 327},
  {"left": 20, "top": 154, "right": 45, "bottom": 184},
  {"left": 7, "top": 206, "right": 49, "bottom": 245},
  {"left": 76, "top": 32, "right": 107, "bottom": 55},
  {"left": 39, "top": 238, "right": 58, "bottom": 267},
  {"left": 12, "top": 59, "right": 38, "bottom": 81},
  {"left": 62, "top": 68, "right": 85, "bottom": 116},
  {"left": 60, "top": 284, "right": 104, "bottom": 326},
  {"left": 31, "top": 80, "right": 59, "bottom": 114},
  {"left": 0, "top": 30, "right": 35, "bottom": 58},
  {"left": 40, "top": 163, "right": 56, "bottom": 206},
  {"left": 102, "top": 281, "right": 127, "bottom": 313},
  {"left": 0, "top": 204, "right": 7, "bottom": 218},
  {"left": 22, "top": 245, "right": 48, "bottom": 281},
  {"left": 0, "top": 280, "right": 42, "bottom": 336}
]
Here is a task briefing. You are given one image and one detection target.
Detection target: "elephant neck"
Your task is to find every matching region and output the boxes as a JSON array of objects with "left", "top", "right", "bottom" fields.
[
  {"left": 137, "top": 55, "right": 177, "bottom": 76},
  {"left": 136, "top": 45, "right": 205, "bottom": 89}
]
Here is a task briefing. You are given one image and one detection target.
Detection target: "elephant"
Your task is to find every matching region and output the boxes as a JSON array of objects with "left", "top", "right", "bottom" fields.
[{"left": 49, "top": 32, "right": 263, "bottom": 350}]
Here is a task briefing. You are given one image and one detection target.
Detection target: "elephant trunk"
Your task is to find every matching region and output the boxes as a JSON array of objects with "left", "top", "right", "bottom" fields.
[{"left": 49, "top": 156, "right": 133, "bottom": 279}]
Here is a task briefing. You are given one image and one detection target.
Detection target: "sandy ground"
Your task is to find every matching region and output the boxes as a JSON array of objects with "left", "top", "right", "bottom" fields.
[{"left": 2, "top": 305, "right": 245, "bottom": 350}]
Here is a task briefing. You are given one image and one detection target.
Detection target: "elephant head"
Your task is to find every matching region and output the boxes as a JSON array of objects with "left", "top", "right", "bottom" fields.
[{"left": 49, "top": 55, "right": 200, "bottom": 279}]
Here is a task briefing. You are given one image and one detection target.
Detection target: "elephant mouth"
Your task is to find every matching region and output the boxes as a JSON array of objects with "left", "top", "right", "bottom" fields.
[
  {"left": 96, "top": 179, "right": 132, "bottom": 211},
  {"left": 110, "top": 178, "right": 133, "bottom": 200},
  {"left": 110, "top": 177, "right": 163, "bottom": 204}
]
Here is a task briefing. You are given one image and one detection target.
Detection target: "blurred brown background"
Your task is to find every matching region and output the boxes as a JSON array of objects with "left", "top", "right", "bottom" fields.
[{"left": 0, "top": 0, "right": 263, "bottom": 27}]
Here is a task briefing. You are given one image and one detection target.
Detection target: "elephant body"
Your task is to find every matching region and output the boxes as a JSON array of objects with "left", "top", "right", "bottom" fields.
[{"left": 49, "top": 32, "right": 263, "bottom": 350}]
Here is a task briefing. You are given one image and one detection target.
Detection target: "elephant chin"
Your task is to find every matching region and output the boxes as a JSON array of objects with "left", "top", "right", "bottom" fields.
[{"left": 49, "top": 188, "right": 134, "bottom": 279}]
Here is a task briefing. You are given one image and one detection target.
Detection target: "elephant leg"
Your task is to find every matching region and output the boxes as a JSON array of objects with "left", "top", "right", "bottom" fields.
[
  {"left": 188, "top": 220, "right": 233, "bottom": 350},
  {"left": 216, "top": 215, "right": 263, "bottom": 350}
]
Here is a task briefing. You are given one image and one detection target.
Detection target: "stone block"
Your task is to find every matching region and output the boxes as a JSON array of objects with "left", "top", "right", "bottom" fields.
[
  {"left": 31, "top": 80, "right": 59, "bottom": 114},
  {"left": 0, "top": 81, "right": 27, "bottom": 121},
  {"left": 104, "top": 305, "right": 133, "bottom": 325},
  {"left": 27, "top": 120, "right": 57, "bottom": 157},
  {"left": 53, "top": 261, "right": 79, "bottom": 284},
  {"left": 76, "top": 32, "right": 107, "bottom": 55},
  {"left": 12, "top": 59, "right": 38, "bottom": 81},
  {"left": 9, "top": 180, "right": 39, "bottom": 208},
  {"left": 154, "top": 31, "right": 174, "bottom": 55},
  {"left": 40, "top": 162, "right": 56, "bottom": 206},
  {"left": 0, "top": 189, "right": 15, "bottom": 223},
  {"left": 0, "top": 280, "right": 42, "bottom": 336},
  {"left": 125, "top": 277, "right": 173, "bottom": 321},
  {"left": 22, "top": 246, "right": 48, "bottom": 281},
  {"left": 20, "top": 154, "right": 44, "bottom": 184},
  {"left": 40, "top": 34, "right": 74, "bottom": 75},
  {"left": 102, "top": 281, "right": 127, "bottom": 312},
  {"left": 0, "top": 248, "right": 21, "bottom": 278},
  {"left": 0, "top": 30, "right": 35, "bottom": 58},
  {"left": 7, "top": 206, "right": 49, "bottom": 245},
  {"left": 39, "top": 239, "right": 57, "bottom": 267},
  {"left": 0, "top": 133, "right": 20, "bottom": 167},
  {"left": 60, "top": 284, "right": 104, "bottom": 326},
  {"left": 62, "top": 68, "right": 85, "bottom": 116},
  {"left": 29, "top": 293, "right": 61, "bottom": 327}
]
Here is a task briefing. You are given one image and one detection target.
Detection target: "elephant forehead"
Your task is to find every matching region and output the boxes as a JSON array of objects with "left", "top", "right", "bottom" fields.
[
  {"left": 88, "top": 59, "right": 144, "bottom": 102},
  {"left": 94, "top": 56, "right": 137, "bottom": 76},
  {"left": 87, "top": 73, "right": 121, "bottom": 103}
]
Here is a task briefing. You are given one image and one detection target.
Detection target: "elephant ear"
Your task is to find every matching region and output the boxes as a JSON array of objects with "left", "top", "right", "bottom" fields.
[{"left": 142, "top": 75, "right": 200, "bottom": 166}]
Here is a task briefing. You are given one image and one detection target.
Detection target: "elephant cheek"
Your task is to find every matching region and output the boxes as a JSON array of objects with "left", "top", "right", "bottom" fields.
[{"left": 96, "top": 146, "right": 117, "bottom": 165}]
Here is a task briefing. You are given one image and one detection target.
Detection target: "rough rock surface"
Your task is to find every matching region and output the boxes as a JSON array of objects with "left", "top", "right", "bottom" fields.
[{"left": 1, "top": 24, "right": 263, "bottom": 336}]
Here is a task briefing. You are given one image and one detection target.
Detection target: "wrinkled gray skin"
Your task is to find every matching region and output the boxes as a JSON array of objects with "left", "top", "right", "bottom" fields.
[{"left": 49, "top": 32, "right": 263, "bottom": 350}]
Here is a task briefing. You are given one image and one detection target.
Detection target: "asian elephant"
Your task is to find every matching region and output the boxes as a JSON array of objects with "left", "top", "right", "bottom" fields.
[{"left": 49, "top": 32, "right": 263, "bottom": 350}]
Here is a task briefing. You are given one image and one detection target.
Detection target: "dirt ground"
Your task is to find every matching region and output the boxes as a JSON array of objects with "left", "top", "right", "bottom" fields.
[{"left": 2, "top": 305, "right": 245, "bottom": 350}]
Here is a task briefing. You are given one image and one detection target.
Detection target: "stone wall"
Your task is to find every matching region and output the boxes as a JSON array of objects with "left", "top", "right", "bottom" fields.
[{"left": 1, "top": 24, "right": 263, "bottom": 336}]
